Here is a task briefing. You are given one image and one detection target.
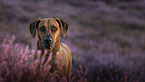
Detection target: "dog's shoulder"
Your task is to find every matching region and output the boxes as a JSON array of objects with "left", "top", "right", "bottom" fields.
[
  {"left": 60, "top": 43, "right": 69, "bottom": 49},
  {"left": 60, "top": 43, "right": 71, "bottom": 54},
  {"left": 60, "top": 42, "right": 72, "bottom": 61}
]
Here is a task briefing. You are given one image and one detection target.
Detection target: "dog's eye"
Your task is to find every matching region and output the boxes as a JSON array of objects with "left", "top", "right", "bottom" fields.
[
  {"left": 39, "top": 26, "right": 46, "bottom": 32},
  {"left": 51, "top": 26, "right": 57, "bottom": 32}
]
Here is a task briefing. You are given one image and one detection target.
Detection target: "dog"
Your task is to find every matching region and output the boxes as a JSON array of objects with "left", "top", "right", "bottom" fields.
[{"left": 29, "top": 18, "right": 72, "bottom": 77}]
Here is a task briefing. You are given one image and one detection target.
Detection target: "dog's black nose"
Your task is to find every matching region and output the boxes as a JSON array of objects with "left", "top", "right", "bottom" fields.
[{"left": 44, "top": 37, "right": 52, "bottom": 42}]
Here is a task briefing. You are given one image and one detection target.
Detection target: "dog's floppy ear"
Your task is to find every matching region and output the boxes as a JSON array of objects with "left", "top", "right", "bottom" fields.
[
  {"left": 55, "top": 18, "right": 69, "bottom": 37},
  {"left": 29, "top": 19, "right": 41, "bottom": 38}
]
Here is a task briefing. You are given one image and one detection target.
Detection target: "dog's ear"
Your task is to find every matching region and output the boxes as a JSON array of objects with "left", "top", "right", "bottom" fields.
[
  {"left": 29, "top": 20, "right": 41, "bottom": 38},
  {"left": 55, "top": 18, "right": 69, "bottom": 37}
]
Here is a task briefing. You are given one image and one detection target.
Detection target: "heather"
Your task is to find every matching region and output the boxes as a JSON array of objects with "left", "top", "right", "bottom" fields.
[
  {"left": 0, "top": 0, "right": 145, "bottom": 81},
  {"left": 0, "top": 36, "right": 89, "bottom": 82}
]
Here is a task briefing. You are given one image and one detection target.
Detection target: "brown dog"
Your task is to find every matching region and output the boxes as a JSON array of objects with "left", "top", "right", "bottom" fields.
[{"left": 29, "top": 18, "right": 72, "bottom": 77}]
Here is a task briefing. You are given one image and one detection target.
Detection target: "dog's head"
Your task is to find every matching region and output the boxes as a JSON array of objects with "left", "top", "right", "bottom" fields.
[{"left": 29, "top": 18, "right": 68, "bottom": 51}]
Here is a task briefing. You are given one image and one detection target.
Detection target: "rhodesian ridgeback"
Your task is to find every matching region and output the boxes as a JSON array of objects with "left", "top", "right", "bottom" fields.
[{"left": 29, "top": 18, "right": 72, "bottom": 77}]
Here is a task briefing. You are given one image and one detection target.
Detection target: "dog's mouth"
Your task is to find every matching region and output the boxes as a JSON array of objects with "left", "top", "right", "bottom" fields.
[
  {"left": 45, "top": 45, "right": 52, "bottom": 49},
  {"left": 42, "top": 43, "right": 52, "bottom": 49}
]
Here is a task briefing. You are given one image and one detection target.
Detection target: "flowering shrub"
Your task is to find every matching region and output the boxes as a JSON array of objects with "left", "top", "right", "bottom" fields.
[
  {"left": 0, "top": 36, "right": 89, "bottom": 82},
  {"left": 0, "top": 36, "right": 141, "bottom": 82}
]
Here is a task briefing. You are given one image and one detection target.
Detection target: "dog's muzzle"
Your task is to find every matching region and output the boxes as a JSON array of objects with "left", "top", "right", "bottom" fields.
[{"left": 42, "top": 36, "right": 53, "bottom": 49}]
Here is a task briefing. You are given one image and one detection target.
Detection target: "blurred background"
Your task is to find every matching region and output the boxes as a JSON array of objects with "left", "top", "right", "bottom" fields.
[{"left": 0, "top": 0, "right": 145, "bottom": 81}]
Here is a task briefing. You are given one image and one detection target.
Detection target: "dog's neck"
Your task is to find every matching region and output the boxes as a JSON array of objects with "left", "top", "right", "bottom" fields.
[{"left": 37, "top": 38, "right": 60, "bottom": 56}]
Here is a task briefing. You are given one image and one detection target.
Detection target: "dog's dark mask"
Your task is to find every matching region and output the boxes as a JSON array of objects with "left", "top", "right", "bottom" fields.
[{"left": 42, "top": 34, "right": 53, "bottom": 49}]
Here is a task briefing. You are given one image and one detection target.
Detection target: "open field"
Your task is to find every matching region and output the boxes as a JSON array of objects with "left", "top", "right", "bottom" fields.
[{"left": 0, "top": 0, "right": 145, "bottom": 81}]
